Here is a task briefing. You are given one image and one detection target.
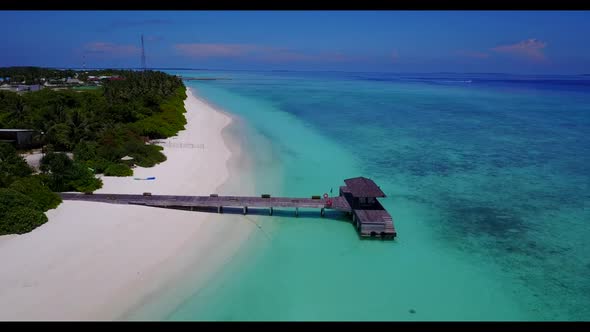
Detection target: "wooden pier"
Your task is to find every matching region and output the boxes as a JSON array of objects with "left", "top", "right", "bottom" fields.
[{"left": 59, "top": 177, "right": 396, "bottom": 240}]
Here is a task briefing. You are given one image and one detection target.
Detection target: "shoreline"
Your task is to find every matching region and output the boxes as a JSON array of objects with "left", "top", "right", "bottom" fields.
[
  {"left": 0, "top": 87, "right": 256, "bottom": 320},
  {"left": 119, "top": 89, "right": 260, "bottom": 320}
]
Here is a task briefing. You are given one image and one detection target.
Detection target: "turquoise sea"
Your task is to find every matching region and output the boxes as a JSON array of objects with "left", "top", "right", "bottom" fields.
[{"left": 159, "top": 70, "right": 589, "bottom": 320}]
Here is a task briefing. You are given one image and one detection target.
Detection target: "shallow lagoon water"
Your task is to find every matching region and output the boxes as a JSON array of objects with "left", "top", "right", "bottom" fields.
[{"left": 163, "top": 71, "right": 590, "bottom": 320}]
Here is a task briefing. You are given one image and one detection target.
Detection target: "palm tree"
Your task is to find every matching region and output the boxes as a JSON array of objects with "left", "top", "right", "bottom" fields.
[{"left": 13, "top": 98, "right": 27, "bottom": 125}]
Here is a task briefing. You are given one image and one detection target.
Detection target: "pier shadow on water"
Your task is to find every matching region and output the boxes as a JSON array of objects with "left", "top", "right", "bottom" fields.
[
  {"left": 145, "top": 205, "right": 394, "bottom": 241},
  {"left": 143, "top": 204, "right": 347, "bottom": 220}
]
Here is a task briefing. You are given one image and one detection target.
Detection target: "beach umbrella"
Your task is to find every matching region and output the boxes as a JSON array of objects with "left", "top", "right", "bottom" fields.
[{"left": 120, "top": 155, "right": 134, "bottom": 161}]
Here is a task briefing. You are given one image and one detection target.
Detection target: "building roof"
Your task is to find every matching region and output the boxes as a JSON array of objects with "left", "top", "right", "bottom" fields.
[
  {"left": 343, "top": 176, "right": 386, "bottom": 197},
  {"left": 0, "top": 129, "right": 37, "bottom": 132}
]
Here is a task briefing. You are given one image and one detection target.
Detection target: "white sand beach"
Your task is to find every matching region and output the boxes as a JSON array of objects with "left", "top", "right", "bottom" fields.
[{"left": 0, "top": 89, "right": 256, "bottom": 320}]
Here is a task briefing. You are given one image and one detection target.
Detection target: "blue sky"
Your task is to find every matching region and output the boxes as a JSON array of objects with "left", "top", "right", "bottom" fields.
[{"left": 1, "top": 10, "right": 589, "bottom": 74}]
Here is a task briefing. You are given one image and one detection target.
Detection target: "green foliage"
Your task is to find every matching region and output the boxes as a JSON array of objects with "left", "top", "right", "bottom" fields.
[
  {"left": 1, "top": 67, "right": 185, "bottom": 181},
  {"left": 104, "top": 163, "right": 133, "bottom": 177},
  {"left": 83, "top": 158, "right": 112, "bottom": 174},
  {"left": 46, "top": 123, "right": 73, "bottom": 151},
  {"left": 0, "top": 143, "right": 33, "bottom": 187},
  {"left": 0, "top": 91, "right": 27, "bottom": 128},
  {"left": 0, "top": 188, "right": 40, "bottom": 216},
  {"left": 0, "top": 67, "right": 189, "bottom": 235},
  {"left": 92, "top": 125, "right": 167, "bottom": 169},
  {"left": 40, "top": 152, "right": 102, "bottom": 192},
  {"left": 0, "top": 206, "right": 48, "bottom": 235},
  {"left": 73, "top": 141, "right": 99, "bottom": 162},
  {"left": 102, "top": 70, "right": 183, "bottom": 108},
  {"left": 129, "top": 87, "right": 187, "bottom": 139},
  {"left": 134, "top": 144, "right": 167, "bottom": 167},
  {"left": 74, "top": 141, "right": 112, "bottom": 174},
  {"left": 40, "top": 151, "right": 73, "bottom": 191},
  {"left": 9, "top": 176, "right": 62, "bottom": 211},
  {"left": 68, "top": 163, "right": 102, "bottom": 192},
  {"left": 0, "top": 67, "right": 69, "bottom": 85},
  {"left": 0, "top": 188, "right": 47, "bottom": 235},
  {"left": 95, "top": 125, "right": 140, "bottom": 161}
]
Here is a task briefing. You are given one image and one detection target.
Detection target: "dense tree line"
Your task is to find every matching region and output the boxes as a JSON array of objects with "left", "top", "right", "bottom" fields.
[
  {"left": 77, "top": 69, "right": 127, "bottom": 81},
  {"left": 0, "top": 67, "right": 188, "bottom": 235},
  {"left": 0, "top": 67, "right": 76, "bottom": 85},
  {"left": 0, "top": 68, "right": 186, "bottom": 171}
]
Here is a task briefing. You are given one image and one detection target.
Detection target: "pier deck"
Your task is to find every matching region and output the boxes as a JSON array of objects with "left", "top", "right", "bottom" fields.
[
  {"left": 59, "top": 177, "right": 396, "bottom": 240},
  {"left": 59, "top": 193, "right": 352, "bottom": 211}
]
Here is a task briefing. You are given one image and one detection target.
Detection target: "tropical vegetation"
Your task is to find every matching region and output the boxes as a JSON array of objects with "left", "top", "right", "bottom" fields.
[{"left": 0, "top": 67, "right": 187, "bottom": 235}]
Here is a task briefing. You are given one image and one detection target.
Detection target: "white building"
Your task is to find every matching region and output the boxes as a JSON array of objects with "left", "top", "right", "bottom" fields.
[{"left": 66, "top": 78, "right": 82, "bottom": 84}]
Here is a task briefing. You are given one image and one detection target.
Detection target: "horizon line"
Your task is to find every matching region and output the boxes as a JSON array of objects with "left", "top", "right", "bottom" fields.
[{"left": 1, "top": 66, "right": 587, "bottom": 77}]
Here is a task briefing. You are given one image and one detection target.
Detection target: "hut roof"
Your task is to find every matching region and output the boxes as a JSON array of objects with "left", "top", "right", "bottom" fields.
[
  {"left": 0, "top": 129, "right": 37, "bottom": 132},
  {"left": 343, "top": 177, "right": 386, "bottom": 198}
]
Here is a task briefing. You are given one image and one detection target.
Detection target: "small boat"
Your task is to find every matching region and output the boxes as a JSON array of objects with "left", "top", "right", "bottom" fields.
[{"left": 134, "top": 176, "right": 156, "bottom": 181}]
